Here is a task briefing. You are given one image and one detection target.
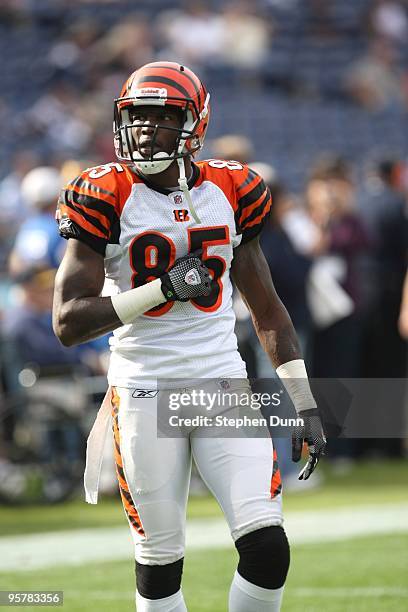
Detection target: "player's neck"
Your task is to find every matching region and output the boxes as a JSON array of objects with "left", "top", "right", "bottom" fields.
[{"left": 138, "top": 157, "right": 193, "bottom": 190}]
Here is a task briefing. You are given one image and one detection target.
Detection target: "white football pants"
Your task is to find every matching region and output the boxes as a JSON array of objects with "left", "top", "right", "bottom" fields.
[{"left": 111, "top": 383, "right": 283, "bottom": 565}]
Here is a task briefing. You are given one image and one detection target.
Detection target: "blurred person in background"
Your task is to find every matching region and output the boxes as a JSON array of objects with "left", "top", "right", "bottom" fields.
[
  {"left": 305, "top": 156, "right": 370, "bottom": 464},
  {"left": 365, "top": 0, "right": 408, "bottom": 45},
  {"left": 344, "top": 36, "right": 408, "bottom": 111},
  {"left": 0, "top": 151, "right": 40, "bottom": 272},
  {"left": 209, "top": 134, "right": 255, "bottom": 166},
  {"left": 89, "top": 16, "right": 153, "bottom": 76},
  {"left": 156, "top": 2, "right": 224, "bottom": 71},
  {"left": 218, "top": 1, "right": 273, "bottom": 78},
  {"left": 306, "top": 156, "right": 369, "bottom": 379},
  {"left": 357, "top": 158, "right": 407, "bottom": 458},
  {"left": 8, "top": 166, "right": 66, "bottom": 277},
  {"left": 358, "top": 158, "right": 407, "bottom": 378},
  {"left": 157, "top": 1, "right": 272, "bottom": 86}
]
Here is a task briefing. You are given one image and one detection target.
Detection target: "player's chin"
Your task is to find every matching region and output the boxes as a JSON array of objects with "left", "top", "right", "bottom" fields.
[
  {"left": 138, "top": 146, "right": 157, "bottom": 157},
  {"left": 138, "top": 145, "right": 170, "bottom": 159}
]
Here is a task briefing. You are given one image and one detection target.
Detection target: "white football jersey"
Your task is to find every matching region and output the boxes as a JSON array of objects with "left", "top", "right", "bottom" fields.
[{"left": 57, "top": 159, "right": 271, "bottom": 387}]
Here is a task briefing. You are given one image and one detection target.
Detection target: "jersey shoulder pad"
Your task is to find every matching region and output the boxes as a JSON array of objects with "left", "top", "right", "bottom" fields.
[
  {"left": 56, "top": 162, "right": 134, "bottom": 255},
  {"left": 195, "top": 159, "right": 246, "bottom": 206},
  {"left": 197, "top": 160, "right": 271, "bottom": 244},
  {"left": 81, "top": 162, "right": 138, "bottom": 205}
]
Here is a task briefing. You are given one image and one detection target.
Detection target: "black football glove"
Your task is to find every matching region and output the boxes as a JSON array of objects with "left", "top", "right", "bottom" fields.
[
  {"left": 161, "top": 254, "right": 212, "bottom": 302},
  {"left": 292, "top": 408, "right": 326, "bottom": 480}
]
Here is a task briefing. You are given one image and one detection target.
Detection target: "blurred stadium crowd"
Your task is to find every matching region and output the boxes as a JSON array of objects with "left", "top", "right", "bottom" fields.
[{"left": 0, "top": 0, "right": 407, "bottom": 500}]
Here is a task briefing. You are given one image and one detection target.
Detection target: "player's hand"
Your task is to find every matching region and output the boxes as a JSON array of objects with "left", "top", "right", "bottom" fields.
[
  {"left": 292, "top": 408, "right": 326, "bottom": 480},
  {"left": 161, "top": 253, "right": 212, "bottom": 302}
]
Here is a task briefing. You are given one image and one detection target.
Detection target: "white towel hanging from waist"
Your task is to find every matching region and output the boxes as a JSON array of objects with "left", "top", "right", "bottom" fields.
[{"left": 84, "top": 386, "right": 112, "bottom": 504}]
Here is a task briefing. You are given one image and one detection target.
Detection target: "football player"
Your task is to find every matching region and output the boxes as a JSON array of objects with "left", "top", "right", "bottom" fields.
[{"left": 53, "top": 62, "right": 326, "bottom": 612}]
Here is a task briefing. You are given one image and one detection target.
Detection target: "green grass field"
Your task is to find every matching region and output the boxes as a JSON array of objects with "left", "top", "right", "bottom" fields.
[
  {"left": 1, "top": 534, "right": 407, "bottom": 611},
  {"left": 0, "top": 460, "right": 407, "bottom": 611}
]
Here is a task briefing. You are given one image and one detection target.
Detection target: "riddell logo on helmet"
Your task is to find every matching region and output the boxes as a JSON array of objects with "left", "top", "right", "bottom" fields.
[
  {"left": 135, "top": 87, "right": 167, "bottom": 98},
  {"left": 173, "top": 209, "right": 190, "bottom": 222}
]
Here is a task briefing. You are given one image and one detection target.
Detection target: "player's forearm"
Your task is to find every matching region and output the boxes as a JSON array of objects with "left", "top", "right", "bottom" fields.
[
  {"left": 53, "top": 295, "right": 123, "bottom": 346},
  {"left": 53, "top": 278, "right": 167, "bottom": 346},
  {"left": 254, "top": 305, "right": 318, "bottom": 413},
  {"left": 252, "top": 303, "right": 302, "bottom": 368}
]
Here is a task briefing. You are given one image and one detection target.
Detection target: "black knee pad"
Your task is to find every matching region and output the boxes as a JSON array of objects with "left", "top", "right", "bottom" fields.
[
  {"left": 235, "top": 526, "right": 290, "bottom": 589},
  {"left": 136, "top": 558, "right": 184, "bottom": 600}
]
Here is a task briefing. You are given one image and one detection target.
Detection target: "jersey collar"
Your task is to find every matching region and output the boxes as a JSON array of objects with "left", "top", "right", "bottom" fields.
[{"left": 132, "top": 162, "right": 200, "bottom": 195}]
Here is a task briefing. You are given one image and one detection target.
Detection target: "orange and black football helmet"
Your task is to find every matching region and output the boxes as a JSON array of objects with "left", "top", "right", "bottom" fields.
[{"left": 113, "top": 61, "right": 210, "bottom": 175}]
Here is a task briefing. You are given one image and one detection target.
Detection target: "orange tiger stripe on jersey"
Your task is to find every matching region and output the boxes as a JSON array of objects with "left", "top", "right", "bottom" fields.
[
  {"left": 243, "top": 197, "right": 272, "bottom": 229},
  {"left": 238, "top": 190, "right": 269, "bottom": 225},
  {"left": 65, "top": 196, "right": 111, "bottom": 231},
  {"left": 69, "top": 183, "right": 117, "bottom": 208},
  {"left": 58, "top": 204, "right": 108, "bottom": 239},
  {"left": 237, "top": 174, "right": 263, "bottom": 200},
  {"left": 270, "top": 448, "right": 282, "bottom": 498},
  {"left": 111, "top": 388, "right": 145, "bottom": 536}
]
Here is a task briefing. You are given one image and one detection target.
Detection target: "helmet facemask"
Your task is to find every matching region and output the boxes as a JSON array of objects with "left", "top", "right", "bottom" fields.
[{"left": 113, "top": 94, "right": 209, "bottom": 175}]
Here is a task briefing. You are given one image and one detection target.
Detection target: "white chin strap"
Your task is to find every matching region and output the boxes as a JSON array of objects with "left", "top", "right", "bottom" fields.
[
  {"left": 173, "top": 95, "right": 209, "bottom": 224},
  {"left": 132, "top": 150, "right": 173, "bottom": 175},
  {"left": 176, "top": 156, "right": 201, "bottom": 224}
]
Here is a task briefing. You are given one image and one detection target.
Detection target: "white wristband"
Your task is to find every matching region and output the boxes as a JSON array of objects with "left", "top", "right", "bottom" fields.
[
  {"left": 111, "top": 278, "right": 165, "bottom": 324},
  {"left": 276, "top": 359, "right": 317, "bottom": 413}
]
